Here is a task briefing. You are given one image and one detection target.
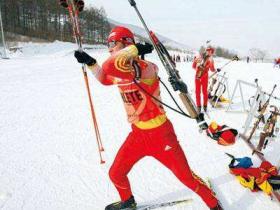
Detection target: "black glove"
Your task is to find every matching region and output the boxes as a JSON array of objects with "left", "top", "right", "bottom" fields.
[
  {"left": 74, "top": 51, "right": 96, "bottom": 66},
  {"left": 216, "top": 68, "right": 221, "bottom": 72},
  {"left": 168, "top": 77, "right": 188, "bottom": 93},
  {"left": 135, "top": 42, "right": 154, "bottom": 56}
]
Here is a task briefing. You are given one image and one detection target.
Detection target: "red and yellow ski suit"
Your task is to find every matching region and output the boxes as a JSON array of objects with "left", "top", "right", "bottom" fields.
[
  {"left": 192, "top": 55, "right": 215, "bottom": 107},
  {"left": 88, "top": 45, "right": 218, "bottom": 208}
]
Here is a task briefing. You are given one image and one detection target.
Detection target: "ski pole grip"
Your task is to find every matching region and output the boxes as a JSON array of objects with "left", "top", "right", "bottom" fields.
[{"left": 128, "top": 0, "right": 136, "bottom": 6}]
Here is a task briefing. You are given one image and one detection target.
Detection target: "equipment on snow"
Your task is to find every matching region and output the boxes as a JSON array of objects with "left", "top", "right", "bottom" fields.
[
  {"left": 229, "top": 160, "right": 280, "bottom": 201},
  {"left": 255, "top": 105, "right": 280, "bottom": 153},
  {"left": 206, "top": 121, "right": 238, "bottom": 145},
  {"left": 227, "top": 138, "right": 280, "bottom": 203},
  {"left": 246, "top": 84, "right": 277, "bottom": 142},
  {"left": 226, "top": 154, "right": 253, "bottom": 169},
  {"left": 59, "top": 0, "right": 105, "bottom": 164},
  {"left": 128, "top": 0, "right": 208, "bottom": 131},
  {"left": 105, "top": 196, "right": 193, "bottom": 210},
  {"left": 136, "top": 198, "right": 193, "bottom": 210},
  {"left": 208, "top": 72, "right": 227, "bottom": 108}
]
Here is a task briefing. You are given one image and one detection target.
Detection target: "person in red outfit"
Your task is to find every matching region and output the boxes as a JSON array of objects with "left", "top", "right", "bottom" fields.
[
  {"left": 192, "top": 47, "right": 220, "bottom": 112},
  {"left": 74, "top": 26, "right": 221, "bottom": 210},
  {"left": 274, "top": 57, "right": 280, "bottom": 67}
]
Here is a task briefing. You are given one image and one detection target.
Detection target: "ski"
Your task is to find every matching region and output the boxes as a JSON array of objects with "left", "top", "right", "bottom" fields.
[{"left": 136, "top": 198, "right": 193, "bottom": 210}]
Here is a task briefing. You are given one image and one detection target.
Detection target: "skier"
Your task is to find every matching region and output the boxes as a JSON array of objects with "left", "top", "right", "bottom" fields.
[
  {"left": 192, "top": 46, "right": 220, "bottom": 112},
  {"left": 74, "top": 26, "right": 222, "bottom": 210},
  {"left": 274, "top": 57, "right": 280, "bottom": 68}
]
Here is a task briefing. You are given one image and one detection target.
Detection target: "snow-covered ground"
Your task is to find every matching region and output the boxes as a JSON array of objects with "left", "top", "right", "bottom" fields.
[{"left": 0, "top": 41, "right": 280, "bottom": 210}]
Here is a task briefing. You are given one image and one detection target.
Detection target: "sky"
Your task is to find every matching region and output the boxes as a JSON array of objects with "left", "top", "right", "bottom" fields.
[{"left": 86, "top": 0, "right": 280, "bottom": 58}]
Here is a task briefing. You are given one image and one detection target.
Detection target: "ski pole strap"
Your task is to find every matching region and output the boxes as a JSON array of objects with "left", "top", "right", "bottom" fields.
[{"left": 132, "top": 61, "right": 141, "bottom": 81}]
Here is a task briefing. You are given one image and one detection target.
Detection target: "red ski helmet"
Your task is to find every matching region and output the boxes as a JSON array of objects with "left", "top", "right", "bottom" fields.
[
  {"left": 206, "top": 46, "right": 215, "bottom": 54},
  {"left": 107, "top": 26, "right": 135, "bottom": 46}
]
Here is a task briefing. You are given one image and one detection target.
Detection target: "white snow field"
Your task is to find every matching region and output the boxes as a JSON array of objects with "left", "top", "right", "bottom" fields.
[{"left": 0, "top": 41, "right": 280, "bottom": 210}]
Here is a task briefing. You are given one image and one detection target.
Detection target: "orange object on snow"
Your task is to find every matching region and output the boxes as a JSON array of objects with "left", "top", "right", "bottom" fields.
[{"left": 207, "top": 121, "right": 238, "bottom": 145}]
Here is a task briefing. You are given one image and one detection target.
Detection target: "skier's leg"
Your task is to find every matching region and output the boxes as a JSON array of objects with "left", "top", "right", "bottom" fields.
[
  {"left": 195, "top": 78, "right": 202, "bottom": 107},
  {"left": 109, "top": 131, "right": 146, "bottom": 201},
  {"left": 202, "top": 77, "right": 209, "bottom": 107},
  {"left": 150, "top": 122, "right": 218, "bottom": 208}
]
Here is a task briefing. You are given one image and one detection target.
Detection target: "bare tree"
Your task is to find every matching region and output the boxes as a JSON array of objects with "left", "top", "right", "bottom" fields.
[{"left": 249, "top": 48, "right": 267, "bottom": 62}]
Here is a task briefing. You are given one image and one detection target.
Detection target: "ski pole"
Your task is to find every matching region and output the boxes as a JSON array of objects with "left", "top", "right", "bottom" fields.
[
  {"left": 60, "top": 0, "right": 105, "bottom": 164},
  {"left": 208, "top": 55, "right": 239, "bottom": 80},
  {"left": 225, "top": 153, "right": 235, "bottom": 159}
]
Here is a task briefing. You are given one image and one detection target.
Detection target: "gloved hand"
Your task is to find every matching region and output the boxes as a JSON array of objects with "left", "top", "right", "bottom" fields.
[
  {"left": 74, "top": 51, "right": 96, "bottom": 66},
  {"left": 216, "top": 68, "right": 221, "bottom": 72},
  {"left": 135, "top": 42, "right": 154, "bottom": 56},
  {"left": 169, "top": 77, "right": 188, "bottom": 93}
]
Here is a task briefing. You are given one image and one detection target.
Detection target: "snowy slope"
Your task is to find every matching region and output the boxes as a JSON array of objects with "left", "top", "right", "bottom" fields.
[{"left": 0, "top": 42, "right": 280, "bottom": 210}]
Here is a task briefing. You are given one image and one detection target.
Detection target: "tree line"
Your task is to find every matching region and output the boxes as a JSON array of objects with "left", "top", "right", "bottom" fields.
[
  {"left": 199, "top": 45, "right": 237, "bottom": 59},
  {"left": 0, "top": 0, "right": 111, "bottom": 44}
]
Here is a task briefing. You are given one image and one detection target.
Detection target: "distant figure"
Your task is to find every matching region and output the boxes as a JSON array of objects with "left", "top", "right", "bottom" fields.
[
  {"left": 192, "top": 46, "right": 220, "bottom": 112},
  {"left": 274, "top": 57, "right": 280, "bottom": 68},
  {"left": 246, "top": 56, "right": 250, "bottom": 63}
]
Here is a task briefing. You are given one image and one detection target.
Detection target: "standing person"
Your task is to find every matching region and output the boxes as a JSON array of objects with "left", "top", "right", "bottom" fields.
[
  {"left": 246, "top": 56, "right": 250, "bottom": 63},
  {"left": 74, "top": 26, "right": 222, "bottom": 210},
  {"left": 192, "top": 46, "right": 220, "bottom": 112}
]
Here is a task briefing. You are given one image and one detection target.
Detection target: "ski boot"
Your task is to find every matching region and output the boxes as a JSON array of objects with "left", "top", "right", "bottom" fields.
[
  {"left": 105, "top": 196, "right": 137, "bottom": 210},
  {"left": 210, "top": 201, "right": 223, "bottom": 210},
  {"left": 203, "top": 106, "right": 207, "bottom": 112}
]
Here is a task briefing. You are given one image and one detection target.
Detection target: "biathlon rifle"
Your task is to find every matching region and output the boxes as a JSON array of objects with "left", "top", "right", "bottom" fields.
[
  {"left": 256, "top": 106, "right": 280, "bottom": 152},
  {"left": 128, "top": 0, "right": 208, "bottom": 130},
  {"left": 247, "top": 84, "right": 277, "bottom": 142}
]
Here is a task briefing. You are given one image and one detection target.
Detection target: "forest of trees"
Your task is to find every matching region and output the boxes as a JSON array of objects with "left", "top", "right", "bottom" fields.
[{"left": 0, "top": 0, "right": 111, "bottom": 44}]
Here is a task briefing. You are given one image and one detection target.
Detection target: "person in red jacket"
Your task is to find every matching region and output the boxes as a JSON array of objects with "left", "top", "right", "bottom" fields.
[
  {"left": 192, "top": 47, "right": 220, "bottom": 112},
  {"left": 74, "top": 26, "right": 222, "bottom": 210},
  {"left": 274, "top": 57, "right": 280, "bottom": 67}
]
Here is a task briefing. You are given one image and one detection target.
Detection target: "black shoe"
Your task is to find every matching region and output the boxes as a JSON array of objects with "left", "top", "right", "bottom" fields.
[
  {"left": 203, "top": 106, "right": 207, "bottom": 112},
  {"left": 105, "top": 196, "right": 137, "bottom": 210},
  {"left": 210, "top": 201, "right": 223, "bottom": 210},
  {"left": 197, "top": 106, "right": 202, "bottom": 113}
]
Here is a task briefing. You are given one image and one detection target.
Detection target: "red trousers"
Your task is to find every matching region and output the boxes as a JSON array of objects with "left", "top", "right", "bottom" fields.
[
  {"left": 109, "top": 120, "right": 218, "bottom": 208},
  {"left": 195, "top": 76, "right": 209, "bottom": 107}
]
